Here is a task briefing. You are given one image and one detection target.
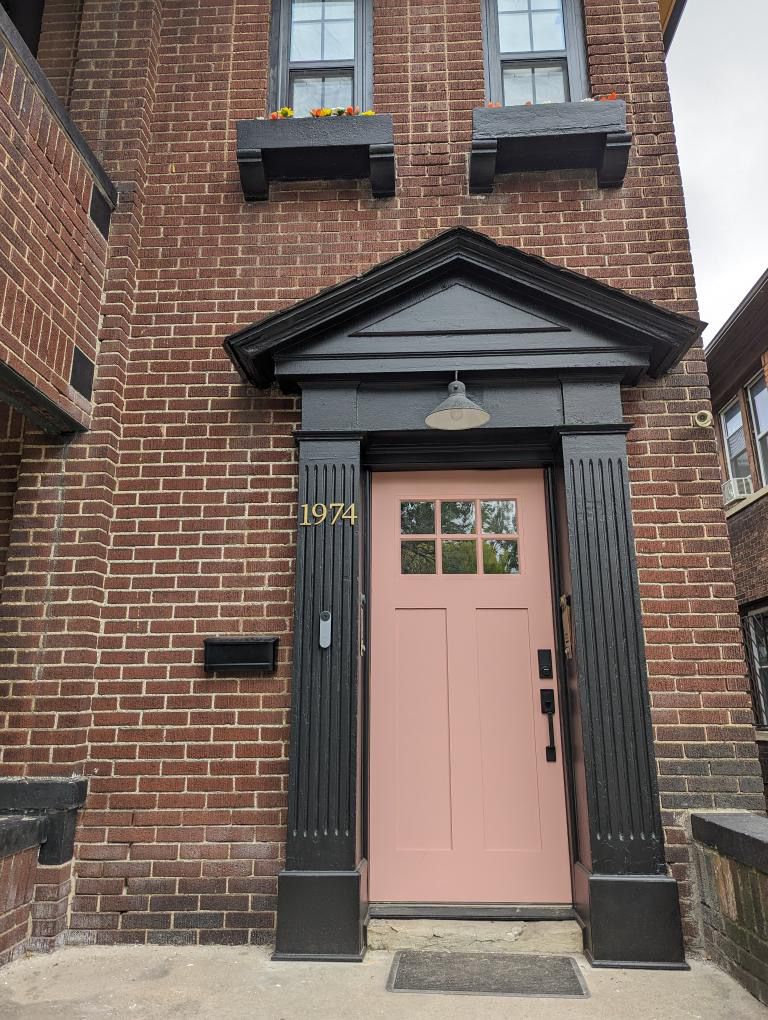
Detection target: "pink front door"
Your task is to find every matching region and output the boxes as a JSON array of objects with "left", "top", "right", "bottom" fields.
[{"left": 368, "top": 470, "right": 571, "bottom": 904}]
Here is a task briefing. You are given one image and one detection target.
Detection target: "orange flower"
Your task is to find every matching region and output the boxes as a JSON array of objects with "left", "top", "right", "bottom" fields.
[
  {"left": 269, "top": 111, "right": 279, "bottom": 120},
  {"left": 598, "top": 91, "right": 619, "bottom": 101},
  {"left": 486, "top": 101, "right": 502, "bottom": 108},
  {"left": 345, "top": 105, "right": 360, "bottom": 115}
]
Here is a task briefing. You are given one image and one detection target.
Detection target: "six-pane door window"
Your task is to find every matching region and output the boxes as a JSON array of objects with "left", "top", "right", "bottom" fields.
[{"left": 400, "top": 499, "right": 519, "bottom": 575}]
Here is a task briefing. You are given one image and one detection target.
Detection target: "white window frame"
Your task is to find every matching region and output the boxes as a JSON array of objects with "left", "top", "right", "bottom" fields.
[{"left": 720, "top": 397, "right": 751, "bottom": 482}]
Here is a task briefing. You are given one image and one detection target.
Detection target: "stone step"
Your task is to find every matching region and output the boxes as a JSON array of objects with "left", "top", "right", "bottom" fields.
[{"left": 366, "top": 918, "right": 583, "bottom": 955}]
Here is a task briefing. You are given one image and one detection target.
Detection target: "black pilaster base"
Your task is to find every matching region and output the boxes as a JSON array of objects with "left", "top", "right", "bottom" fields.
[
  {"left": 273, "top": 862, "right": 367, "bottom": 962},
  {"left": 585, "top": 874, "right": 687, "bottom": 969}
]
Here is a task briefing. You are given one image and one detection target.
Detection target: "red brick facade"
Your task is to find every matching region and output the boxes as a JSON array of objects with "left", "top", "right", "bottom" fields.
[
  {"left": 0, "top": 21, "right": 109, "bottom": 431},
  {"left": 0, "top": 0, "right": 762, "bottom": 953}
]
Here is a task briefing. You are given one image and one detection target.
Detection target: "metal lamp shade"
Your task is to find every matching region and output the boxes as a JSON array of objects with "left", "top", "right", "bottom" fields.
[{"left": 424, "top": 379, "right": 490, "bottom": 431}]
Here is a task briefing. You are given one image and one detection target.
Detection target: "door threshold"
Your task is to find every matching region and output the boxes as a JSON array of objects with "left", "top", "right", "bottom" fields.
[{"left": 368, "top": 902, "right": 575, "bottom": 921}]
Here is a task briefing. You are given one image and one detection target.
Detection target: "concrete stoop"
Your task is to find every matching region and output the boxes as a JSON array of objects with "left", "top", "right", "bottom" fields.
[{"left": 366, "top": 918, "right": 583, "bottom": 955}]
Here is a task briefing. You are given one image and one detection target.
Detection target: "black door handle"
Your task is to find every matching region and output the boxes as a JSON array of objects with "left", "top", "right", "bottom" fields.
[{"left": 540, "top": 689, "right": 557, "bottom": 762}]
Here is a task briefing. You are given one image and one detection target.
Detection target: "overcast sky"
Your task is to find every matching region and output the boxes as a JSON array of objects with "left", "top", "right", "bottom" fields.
[{"left": 666, "top": 0, "right": 768, "bottom": 341}]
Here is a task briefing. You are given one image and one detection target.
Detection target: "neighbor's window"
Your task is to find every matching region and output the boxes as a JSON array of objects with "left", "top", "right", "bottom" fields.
[
  {"left": 272, "top": 0, "right": 370, "bottom": 117},
  {"left": 721, "top": 400, "right": 751, "bottom": 480},
  {"left": 483, "top": 0, "right": 589, "bottom": 106},
  {"left": 743, "top": 607, "right": 768, "bottom": 728},
  {"left": 748, "top": 374, "right": 768, "bottom": 485}
]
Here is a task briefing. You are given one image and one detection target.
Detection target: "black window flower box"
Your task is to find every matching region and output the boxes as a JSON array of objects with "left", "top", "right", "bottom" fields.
[
  {"left": 236, "top": 115, "right": 396, "bottom": 201},
  {"left": 469, "top": 100, "right": 631, "bottom": 193}
]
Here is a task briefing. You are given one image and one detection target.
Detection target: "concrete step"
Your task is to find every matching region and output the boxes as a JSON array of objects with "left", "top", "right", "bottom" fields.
[{"left": 366, "top": 918, "right": 583, "bottom": 955}]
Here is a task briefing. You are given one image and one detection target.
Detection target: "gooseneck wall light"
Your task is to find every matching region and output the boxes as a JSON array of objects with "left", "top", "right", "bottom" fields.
[{"left": 424, "top": 372, "right": 490, "bottom": 431}]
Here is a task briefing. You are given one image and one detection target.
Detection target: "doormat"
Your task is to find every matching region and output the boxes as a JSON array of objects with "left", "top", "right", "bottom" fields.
[{"left": 386, "top": 950, "right": 589, "bottom": 998}]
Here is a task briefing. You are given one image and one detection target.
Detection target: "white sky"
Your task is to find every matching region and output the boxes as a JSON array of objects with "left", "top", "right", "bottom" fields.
[{"left": 666, "top": 0, "right": 768, "bottom": 341}]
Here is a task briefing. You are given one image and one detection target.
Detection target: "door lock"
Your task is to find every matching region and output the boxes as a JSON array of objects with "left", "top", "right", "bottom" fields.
[{"left": 540, "top": 689, "right": 557, "bottom": 762}]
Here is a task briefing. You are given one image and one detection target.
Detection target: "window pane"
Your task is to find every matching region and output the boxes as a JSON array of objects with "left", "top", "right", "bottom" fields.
[
  {"left": 290, "top": 73, "right": 352, "bottom": 116},
  {"left": 723, "top": 403, "right": 744, "bottom": 437},
  {"left": 293, "top": 0, "right": 324, "bottom": 19},
  {"left": 402, "top": 541, "right": 436, "bottom": 574},
  {"left": 759, "top": 435, "right": 768, "bottom": 482},
  {"left": 531, "top": 0, "right": 561, "bottom": 8},
  {"left": 531, "top": 10, "right": 565, "bottom": 50},
  {"left": 324, "top": 19, "right": 354, "bottom": 60},
  {"left": 751, "top": 377, "right": 768, "bottom": 435},
  {"left": 291, "top": 21, "right": 323, "bottom": 61},
  {"left": 534, "top": 65, "right": 566, "bottom": 101},
  {"left": 325, "top": 1, "right": 355, "bottom": 18},
  {"left": 499, "top": 12, "right": 531, "bottom": 52},
  {"left": 441, "top": 501, "right": 476, "bottom": 534},
  {"left": 498, "top": 0, "right": 528, "bottom": 10},
  {"left": 481, "top": 500, "right": 517, "bottom": 534},
  {"left": 442, "top": 540, "right": 477, "bottom": 574},
  {"left": 746, "top": 611, "right": 768, "bottom": 727},
  {"left": 483, "top": 539, "right": 519, "bottom": 574},
  {"left": 401, "top": 501, "right": 435, "bottom": 535},
  {"left": 503, "top": 66, "right": 534, "bottom": 105}
]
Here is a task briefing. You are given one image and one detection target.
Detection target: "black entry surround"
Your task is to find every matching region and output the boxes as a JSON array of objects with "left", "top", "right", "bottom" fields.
[{"left": 225, "top": 229, "right": 704, "bottom": 967}]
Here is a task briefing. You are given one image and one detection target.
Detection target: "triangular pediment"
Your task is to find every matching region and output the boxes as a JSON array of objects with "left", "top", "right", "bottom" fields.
[
  {"left": 225, "top": 228, "right": 703, "bottom": 387},
  {"left": 352, "top": 282, "right": 566, "bottom": 337}
]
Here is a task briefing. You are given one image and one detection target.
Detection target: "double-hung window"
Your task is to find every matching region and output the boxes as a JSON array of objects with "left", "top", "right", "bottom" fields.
[
  {"left": 483, "top": 0, "right": 588, "bottom": 106},
  {"left": 271, "top": 0, "right": 371, "bottom": 117},
  {"left": 721, "top": 399, "right": 751, "bottom": 480}
]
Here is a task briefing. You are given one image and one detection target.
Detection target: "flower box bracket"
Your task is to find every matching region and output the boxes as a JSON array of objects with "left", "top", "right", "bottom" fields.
[
  {"left": 469, "top": 101, "right": 631, "bottom": 193},
  {"left": 236, "top": 115, "right": 396, "bottom": 201}
]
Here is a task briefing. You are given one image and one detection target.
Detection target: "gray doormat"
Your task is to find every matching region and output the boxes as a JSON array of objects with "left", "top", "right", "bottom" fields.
[{"left": 387, "top": 950, "right": 589, "bottom": 998}]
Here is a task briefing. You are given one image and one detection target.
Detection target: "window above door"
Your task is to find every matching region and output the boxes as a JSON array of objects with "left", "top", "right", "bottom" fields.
[{"left": 270, "top": 0, "right": 372, "bottom": 116}]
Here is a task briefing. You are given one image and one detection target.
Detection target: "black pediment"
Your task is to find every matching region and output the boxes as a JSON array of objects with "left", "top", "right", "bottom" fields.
[{"left": 225, "top": 228, "right": 703, "bottom": 387}]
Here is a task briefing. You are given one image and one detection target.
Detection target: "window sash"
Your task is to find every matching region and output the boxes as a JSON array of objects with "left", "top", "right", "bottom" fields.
[
  {"left": 482, "top": 0, "right": 588, "bottom": 106},
  {"left": 748, "top": 374, "right": 768, "bottom": 486},
  {"left": 720, "top": 399, "right": 750, "bottom": 481},
  {"left": 271, "top": 0, "right": 370, "bottom": 114}
]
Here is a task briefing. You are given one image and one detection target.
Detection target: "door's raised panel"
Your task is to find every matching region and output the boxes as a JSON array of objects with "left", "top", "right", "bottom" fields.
[
  {"left": 394, "top": 609, "right": 453, "bottom": 852},
  {"left": 476, "top": 608, "right": 542, "bottom": 853}
]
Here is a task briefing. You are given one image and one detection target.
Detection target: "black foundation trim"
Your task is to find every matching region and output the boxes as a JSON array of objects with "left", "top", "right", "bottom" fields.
[
  {"left": 0, "top": 778, "right": 88, "bottom": 865},
  {"left": 585, "top": 874, "right": 687, "bottom": 969},
  {"left": 368, "top": 903, "right": 575, "bottom": 921},
  {"left": 274, "top": 865, "right": 366, "bottom": 961},
  {"left": 0, "top": 813, "right": 48, "bottom": 861}
]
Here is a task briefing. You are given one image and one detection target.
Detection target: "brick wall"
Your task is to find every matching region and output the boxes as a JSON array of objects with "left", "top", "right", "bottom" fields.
[
  {"left": 35, "top": 0, "right": 82, "bottom": 107},
  {"left": 0, "top": 15, "right": 109, "bottom": 430},
  {"left": 0, "top": 0, "right": 760, "bottom": 951},
  {"left": 727, "top": 496, "right": 768, "bottom": 607}
]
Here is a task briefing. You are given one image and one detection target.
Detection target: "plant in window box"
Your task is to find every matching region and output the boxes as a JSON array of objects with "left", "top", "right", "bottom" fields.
[
  {"left": 470, "top": 88, "right": 631, "bottom": 192},
  {"left": 237, "top": 105, "right": 395, "bottom": 201}
]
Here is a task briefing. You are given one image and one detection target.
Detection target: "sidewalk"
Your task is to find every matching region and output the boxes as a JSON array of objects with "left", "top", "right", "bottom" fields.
[{"left": 0, "top": 946, "right": 764, "bottom": 1019}]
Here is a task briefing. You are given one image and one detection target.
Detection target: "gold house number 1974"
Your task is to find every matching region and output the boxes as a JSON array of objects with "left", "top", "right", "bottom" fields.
[{"left": 299, "top": 503, "right": 358, "bottom": 526}]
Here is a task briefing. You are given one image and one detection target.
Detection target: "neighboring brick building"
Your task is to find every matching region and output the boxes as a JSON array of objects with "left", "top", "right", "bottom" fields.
[
  {"left": 0, "top": 0, "right": 763, "bottom": 974},
  {"left": 706, "top": 269, "right": 768, "bottom": 798}
]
